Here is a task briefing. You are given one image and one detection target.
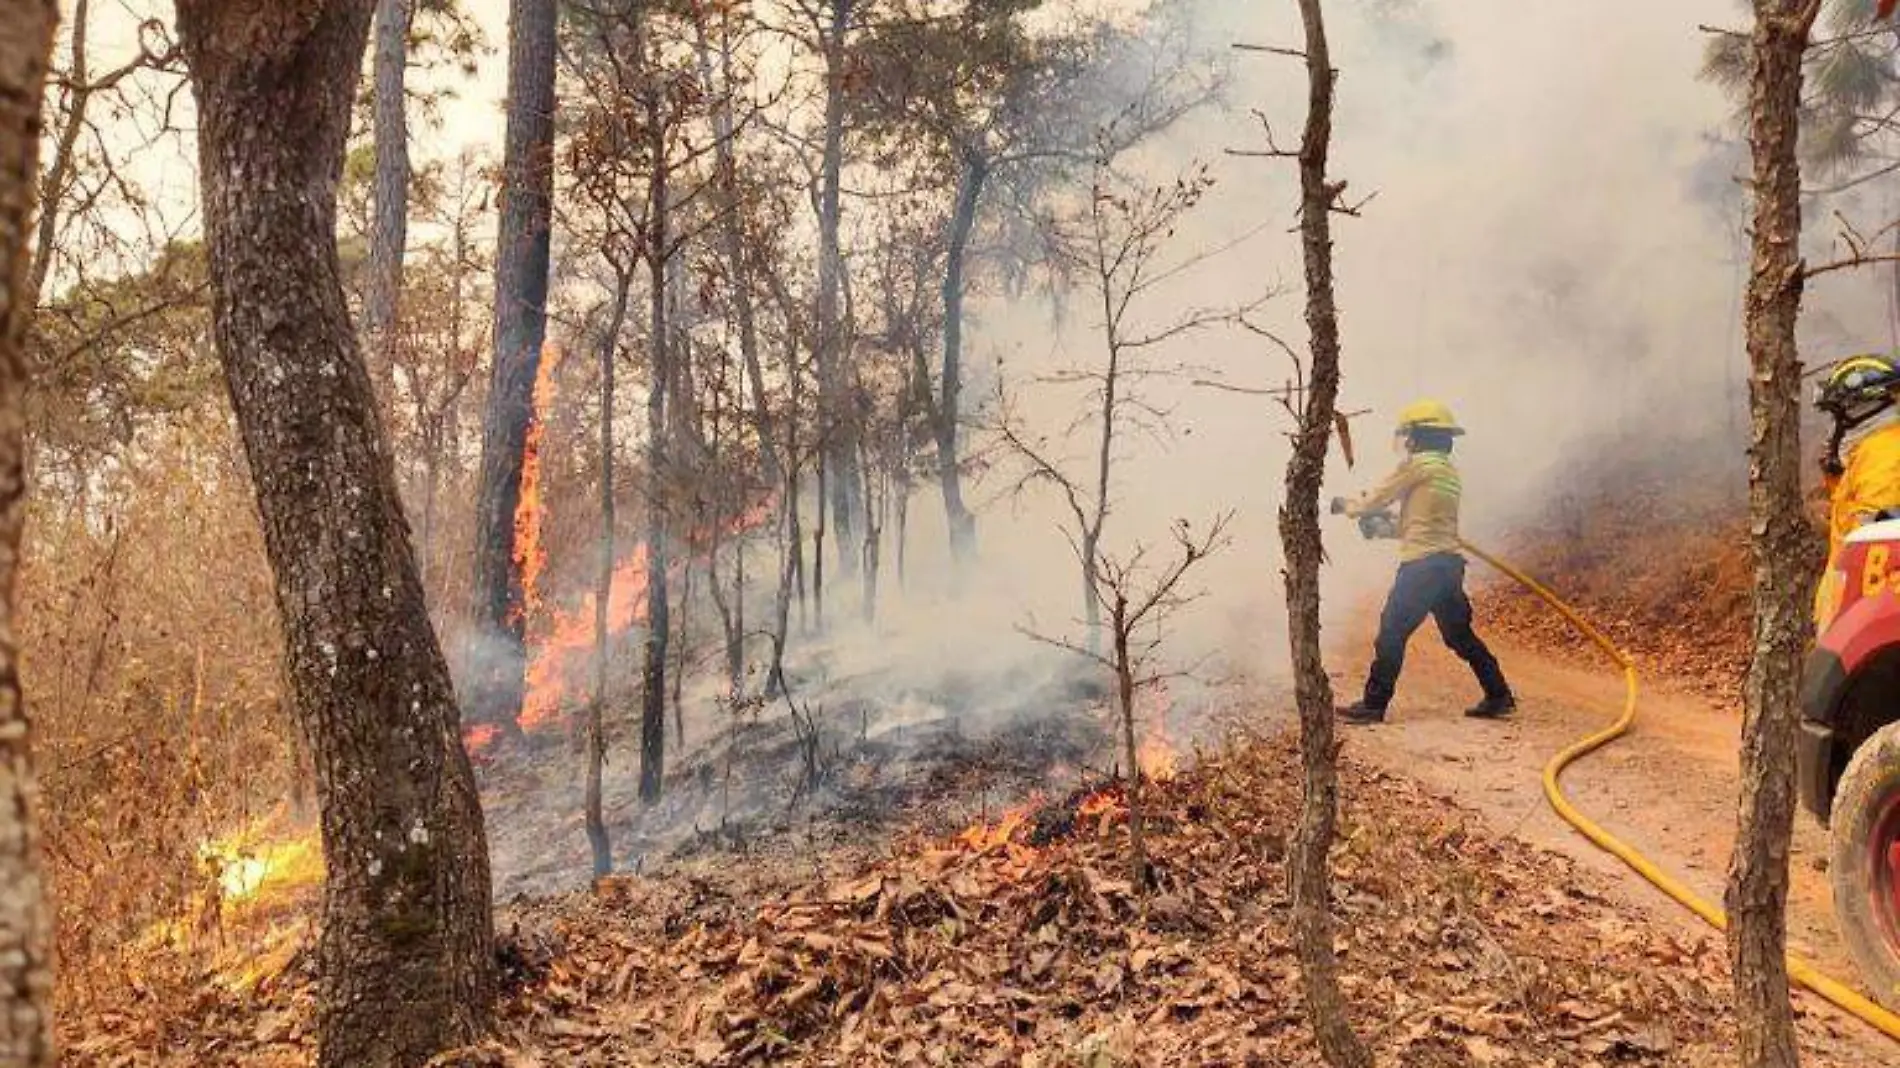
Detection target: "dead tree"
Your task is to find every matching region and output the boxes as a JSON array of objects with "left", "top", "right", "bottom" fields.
[
  {"left": 784, "top": 0, "right": 864, "bottom": 581},
  {"left": 30, "top": 0, "right": 178, "bottom": 309},
  {"left": 467, "top": 0, "right": 558, "bottom": 738},
  {"left": 175, "top": 4, "right": 495, "bottom": 1064},
  {"left": 1237, "top": 2, "right": 1374, "bottom": 1064},
  {"left": 691, "top": 4, "right": 779, "bottom": 486},
  {"left": 1024, "top": 517, "right": 1229, "bottom": 887},
  {"left": 997, "top": 151, "right": 1244, "bottom": 654},
  {"left": 397, "top": 151, "right": 487, "bottom": 592},
  {"left": 1727, "top": 2, "right": 1823, "bottom": 1065},
  {"left": 0, "top": 3, "right": 60, "bottom": 1062},
  {"left": 567, "top": 0, "right": 746, "bottom": 803},
  {"left": 586, "top": 262, "right": 635, "bottom": 881}
]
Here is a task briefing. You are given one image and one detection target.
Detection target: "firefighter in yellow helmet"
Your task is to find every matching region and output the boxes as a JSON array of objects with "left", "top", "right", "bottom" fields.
[
  {"left": 1330, "top": 400, "right": 1514, "bottom": 725},
  {"left": 1814, "top": 354, "right": 1900, "bottom": 630}
]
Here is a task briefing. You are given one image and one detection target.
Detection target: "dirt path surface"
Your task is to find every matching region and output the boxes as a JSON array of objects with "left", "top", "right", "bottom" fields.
[{"left": 1322, "top": 628, "right": 1900, "bottom": 1064}]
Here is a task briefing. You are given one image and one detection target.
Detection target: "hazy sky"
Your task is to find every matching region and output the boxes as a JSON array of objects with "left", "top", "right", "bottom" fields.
[{"left": 52, "top": 0, "right": 1895, "bottom": 672}]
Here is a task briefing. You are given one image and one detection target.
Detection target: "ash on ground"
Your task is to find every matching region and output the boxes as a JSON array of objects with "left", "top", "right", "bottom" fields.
[{"left": 474, "top": 650, "right": 1191, "bottom": 900}]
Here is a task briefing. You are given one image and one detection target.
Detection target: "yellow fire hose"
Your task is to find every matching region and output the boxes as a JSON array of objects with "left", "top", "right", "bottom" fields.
[{"left": 1458, "top": 538, "right": 1900, "bottom": 1042}]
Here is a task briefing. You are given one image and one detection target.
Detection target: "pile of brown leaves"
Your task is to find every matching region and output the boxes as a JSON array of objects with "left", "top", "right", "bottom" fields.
[
  {"left": 76, "top": 731, "right": 1884, "bottom": 1066},
  {"left": 1464, "top": 437, "right": 1814, "bottom": 704}
]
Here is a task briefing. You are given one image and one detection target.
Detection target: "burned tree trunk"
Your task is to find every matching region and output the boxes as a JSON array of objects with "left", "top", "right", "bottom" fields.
[
  {"left": 1727, "top": 3, "right": 1819, "bottom": 1065},
  {"left": 860, "top": 435, "right": 881, "bottom": 622},
  {"left": 1280, "top": 2, "right": 1371, "bottom": 1065},
  {"left": 814, "top": 449, "right": 828, "bottom": 627},
  {"left": 768, "top": 328, "right": 803, "bottom": 695},
  {"left": 0, "top": 2, "right": 59, "bottom": 1063},
  {"left": 176, "top": 4, "right": 495, "bottom": 1065},
  {"left": 587, "top": 270, "right": 632, "bottom": 881},
  {"left": 1110, "top": 591, "right": 1146, "bottom": 884},
  {"left": 640, "top": 114, "right": 673, "bottom": 804},
  {"left": 938, "top": 150, "right": 985, "bottom": 567},
  {"left": 363, "top": 0, "right": 411, "bottom": 418},
  {"left": 674, "top": 552, "right": 692, "bottom": 750},
  {"left": 816, "top": 0, "right": 861, "bottom": 579},
  {"left": 468, "top": 0, "right": 558, "bottom": 737}
]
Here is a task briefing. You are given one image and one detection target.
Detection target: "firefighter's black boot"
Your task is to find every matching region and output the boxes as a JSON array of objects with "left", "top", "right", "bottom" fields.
[
  {"left": 1464, "top": 692, "right": 1516, "bottom": 719},
  {"left": 1338, "top": 702, "right": 1386, "bottom": 725}
]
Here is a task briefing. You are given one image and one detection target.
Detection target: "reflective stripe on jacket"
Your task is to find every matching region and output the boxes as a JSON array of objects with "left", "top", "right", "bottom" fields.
[{"left": 1348, "top": 450, "right": 1463, "bottom": 563}]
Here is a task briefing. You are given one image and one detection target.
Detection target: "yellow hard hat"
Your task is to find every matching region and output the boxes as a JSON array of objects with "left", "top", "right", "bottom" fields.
[
  {"left": 1818, "top": 354, "right": 1900, "bottom": 417},
  {"left": 1395, "top": 398, "right": 1464, "bottom": 436}
]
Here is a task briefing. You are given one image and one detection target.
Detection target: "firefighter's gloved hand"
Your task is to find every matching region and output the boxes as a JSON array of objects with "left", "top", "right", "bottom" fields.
[
  {"left": 1822, "top": 451, "right": 1845, "bottom": 480},
  {"left": 1357, "top": 511, "right": 1398, "bottom": 541}
]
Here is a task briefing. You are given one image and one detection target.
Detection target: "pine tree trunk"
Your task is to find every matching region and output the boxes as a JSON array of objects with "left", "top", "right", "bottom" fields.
[
  {"left": 363, "top": 0, "right": 411, "bottom": 420},
  {"left": 587, "top": 270, "right": 631, "bottom": 881},
  {"left": 640, "top": 113, "right": 672, "bottom": 804},
  {"left": 730, "top": 537, "right": 746, "bottom": 693},
  {"left": 938, "top": 151, "right": 985, "bottom": 566},
  {"left": 816, "top": 0, "right": 861, "bottom": 576},
  {"left": 814, "top": 449, "right": 828, "bottom": 628},
  {"left": 176, "top": 4, "right": 496, "bottom": 1065},
  {"left": 1728, "top": 4, "right": 1818, "bottom": 1065},
  {"left": 0, "top": 2, "right": 60, "bottom": 1062},
  {"left": 859, "top": 438, "right": 880, "bottom": 623},
  {"left": 468, "top": 0, "right": 557, "bottom": 736},
  {"left": 1283, "top": 3, "right": 1370, "bottom": 1065},
  {"left": 674, "top": 555, "right": 691, "bottom": 750}
]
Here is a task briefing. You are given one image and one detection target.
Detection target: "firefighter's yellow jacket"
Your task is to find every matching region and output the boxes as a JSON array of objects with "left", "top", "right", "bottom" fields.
[
  {"left": 1345, "top": 450, "right": 1463, "bottom": 563},
  {"left": 1816, "top": 422, "right": 1900, "bottom": 628}
]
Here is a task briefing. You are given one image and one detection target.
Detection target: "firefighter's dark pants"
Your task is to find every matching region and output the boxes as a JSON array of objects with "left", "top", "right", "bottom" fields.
[{"left": 1362, "top": 551, "right": 1511, "bottom": 711}]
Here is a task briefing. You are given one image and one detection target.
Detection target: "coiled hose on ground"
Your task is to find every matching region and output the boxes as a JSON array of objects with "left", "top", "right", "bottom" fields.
[{"left": 1457, "top": 538, "right": 1900, "bottom": 1042}]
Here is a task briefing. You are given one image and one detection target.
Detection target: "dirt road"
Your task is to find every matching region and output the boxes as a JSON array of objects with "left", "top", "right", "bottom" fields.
[{"left": 1327, "top": 633, "right": 1900, "bottom": 1064}]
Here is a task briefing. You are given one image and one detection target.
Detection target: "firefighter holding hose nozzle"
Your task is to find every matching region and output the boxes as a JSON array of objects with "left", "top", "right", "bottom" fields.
[
  {"left": 1328, "top": 400, "right": 1515, "bottom": 725},
  {"left": 1813, "top": 354, "right": 1900, "bottom": 631}
]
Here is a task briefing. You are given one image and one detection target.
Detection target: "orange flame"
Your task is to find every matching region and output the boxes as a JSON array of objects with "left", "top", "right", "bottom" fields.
[
  {"left": 1137, "top": 734, "right": 1177, "bottom": 782},
  {"left": 521, "top": 544, "right": 653, "bottom": 730},
  {"left": 953, "top": 804, "right": 1034, "bottom": 853},
  {"left": 511, "top": 342, "right": 561, "bottom": 626},
  {"left": 1136, "top": 682, "right": 1177, "bottom": 782},
  {"left": 1076, "top": 789, "right": 1121, "bottom": 819},
  {"left": 516, "top": 492, "right": 781, "bottom": 733}
]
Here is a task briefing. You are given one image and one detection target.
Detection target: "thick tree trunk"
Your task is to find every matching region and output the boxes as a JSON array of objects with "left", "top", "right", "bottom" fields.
[
  {"left": 363, "top": 0, "right": 411, "bottom": 419},
  {"left": 176, "top": 4, "right": 495, "bottom": 1066},
  {"left": 587, "top": 272, "right": 631, "bottom": 881},
  {"left": 467, "top": 0, "right": 557, "bottom": 736},
  {"left": 938, "top": 151, "right": 985, "bottom": 566},
  {"left": 816, "top": 0, "right": 861, "bottom": 577},
  {"left": 640, "top": 128, "right": 672, "bottom": 804},
  {"left": 0, "top": 3, "right": 59, "bottom": 1063},
  {"left": 1282, "top": 3, "right": 1370, "bottom": 1066},
  {"left": 1727, "top": 4, "right": 1818, "bottom": 1066}
]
